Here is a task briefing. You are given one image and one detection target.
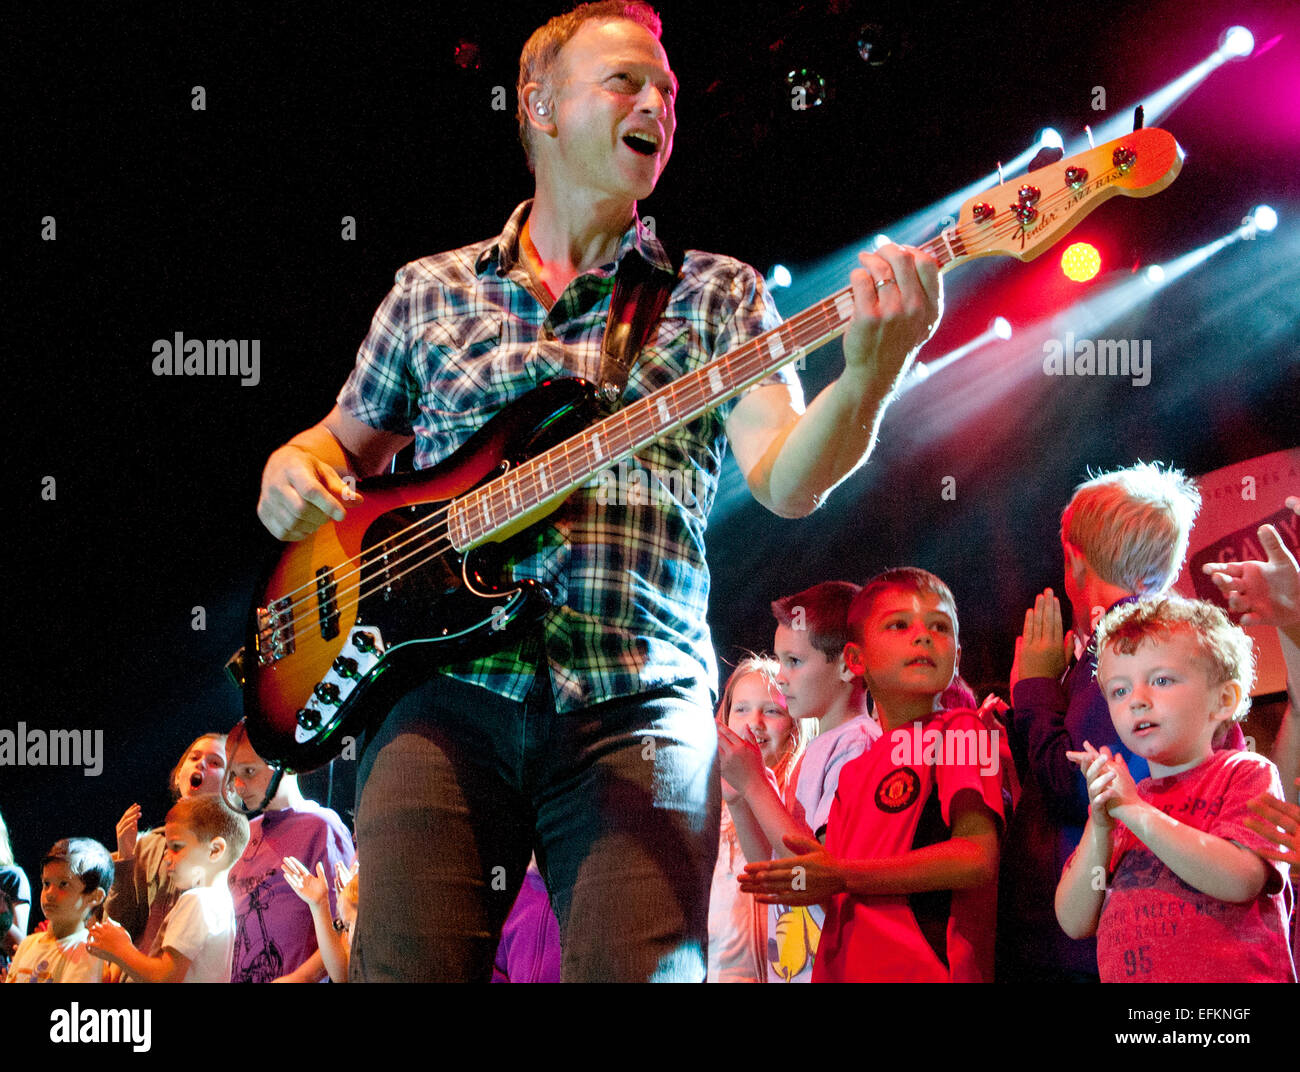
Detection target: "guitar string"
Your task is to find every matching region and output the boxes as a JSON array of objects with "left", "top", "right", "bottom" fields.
[{"left": 264, "top": 157, "right": 1134, "bottom": 636}]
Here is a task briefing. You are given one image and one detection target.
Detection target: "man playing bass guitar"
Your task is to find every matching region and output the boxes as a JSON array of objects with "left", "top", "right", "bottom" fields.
[{"left": 256, "top": 1, "right": 941, "bottom": 982}]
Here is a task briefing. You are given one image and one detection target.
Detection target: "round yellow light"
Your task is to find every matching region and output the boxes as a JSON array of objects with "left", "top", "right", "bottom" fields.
[{"left": 1061, "top": 242, "right": 1101, "bottom": 282}]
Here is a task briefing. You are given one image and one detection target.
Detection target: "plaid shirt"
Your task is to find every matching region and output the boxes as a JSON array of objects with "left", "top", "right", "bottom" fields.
[{"left": 338, "top": 201, "right": 797, "bottom": 711}]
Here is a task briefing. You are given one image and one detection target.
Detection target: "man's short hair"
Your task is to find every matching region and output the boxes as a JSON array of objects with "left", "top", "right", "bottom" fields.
[
  {"left": 167, "top": 796, "right": 251, "bottom": 867},
  {"left": 41, "top": 838, "right": 113, "bottom": 913},
  {"left": 1060, "top": 462, "right": 1201, "bottom": 595},
  {"left": 771, "top": 581, "right": 861, "bottom": 662},
  {"left": 1094, "top": 595, "right": 1256, "bottom": 722},
  {"left": 847, "top": 567, "right": 959, "bottom": 640},
  {"left": 516, "top": 1, "right": 663, "bottom": 170}
]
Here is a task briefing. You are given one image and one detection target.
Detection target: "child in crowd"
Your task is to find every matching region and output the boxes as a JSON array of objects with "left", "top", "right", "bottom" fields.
[
  {"left": 223, "top": 721, "right": 354, "bottom": 983},
  {"left": 1055, "top": 596, "right": 1295, "bottom": 982},
  {"left": 107, "top": 731, "right": 227, "bottom": 958},
  {"left": 283, "top": 856, "right": 359, "bottom": 984},
  {"left": 711, "top": 656, "right": 810, "bottom": 982},
  {"left": 1, "top": 808, "right": 31, "bottom": 980},
  {"left": 5, "top": 838, "right": 119, "bottom": 983},
  {"left": 999, "top": 461, "right": 1202, "bottom": 982},
  {"left": 88, "top": 796, "right": 250, "bottom": 982},
  {"left": 720, "top": 581, "right": 879, "bottom": 982},
  {"left": 741, "top": 568, "right": 1004, "bottom": 981}
]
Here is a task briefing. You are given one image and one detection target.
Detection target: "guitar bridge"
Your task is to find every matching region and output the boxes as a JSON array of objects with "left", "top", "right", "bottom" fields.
[{"left": 255, "top": 598, "right": 296, "bottom": 665}]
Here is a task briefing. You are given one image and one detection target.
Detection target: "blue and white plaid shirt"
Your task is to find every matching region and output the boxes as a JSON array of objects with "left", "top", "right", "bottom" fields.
[{"left": 338, "top": 200, "right": 798, "bottom": 711}]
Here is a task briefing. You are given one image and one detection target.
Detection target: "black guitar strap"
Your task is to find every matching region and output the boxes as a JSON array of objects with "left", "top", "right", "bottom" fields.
[{"left": 597, "top": 242, "right": 684, "bottom": 409}]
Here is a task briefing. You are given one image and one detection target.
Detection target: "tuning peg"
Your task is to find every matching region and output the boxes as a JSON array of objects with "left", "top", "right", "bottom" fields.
[{"left": 1133, "top": 104, "right": 1145, "bottom": 131}]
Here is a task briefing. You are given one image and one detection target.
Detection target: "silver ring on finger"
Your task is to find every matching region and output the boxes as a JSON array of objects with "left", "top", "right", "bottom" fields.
[{"left": 874, "top": 277, "right": 898, "bottom": 290}]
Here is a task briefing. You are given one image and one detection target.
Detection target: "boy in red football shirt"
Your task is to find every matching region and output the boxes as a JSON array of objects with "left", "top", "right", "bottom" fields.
[{"left": 740, "top": 568, "right": 1004, "bottom": 981}]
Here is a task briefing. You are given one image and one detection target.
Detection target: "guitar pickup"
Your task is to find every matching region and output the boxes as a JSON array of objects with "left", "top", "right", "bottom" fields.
[{"left": 316, "top": 566, "right": 340, "bottom": 641}]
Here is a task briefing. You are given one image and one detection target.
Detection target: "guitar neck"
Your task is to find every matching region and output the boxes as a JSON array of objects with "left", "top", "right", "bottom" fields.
[{"left": 446, "top": 126, "right": 1182, "bottom": 549}]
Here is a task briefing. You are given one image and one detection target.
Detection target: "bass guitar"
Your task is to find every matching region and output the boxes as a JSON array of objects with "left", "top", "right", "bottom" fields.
[{"left": 234, "top": 126, "right": 1183, "bottom": 770}]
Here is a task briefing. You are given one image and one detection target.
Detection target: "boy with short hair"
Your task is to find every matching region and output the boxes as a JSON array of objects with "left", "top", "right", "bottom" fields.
[
  {"left": 88, "top": 796, "right": 250, "bottom": 982},
  {"left": 999, "top": 461, "right": 1202, "bottom": 982},
  {"left": 6, "top": 838, "right": 119, "bottom": 983},
  {"left": 1055, "top": 596, "right": 1295, "bottom": 982},
  {"left": 720, "top": 580, "right": 879, "bottom": 981},
  {"left": 741, "top": 568, "right": 1005, "bottom": 982}
]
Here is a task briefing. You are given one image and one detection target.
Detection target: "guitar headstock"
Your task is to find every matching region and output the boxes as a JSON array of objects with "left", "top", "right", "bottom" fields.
[{"left": 941, "top": 127, "right": 1183, "bottom": 267}]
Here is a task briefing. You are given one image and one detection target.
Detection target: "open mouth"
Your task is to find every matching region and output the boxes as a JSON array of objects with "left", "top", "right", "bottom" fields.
[
  {"left": 1134, "top": 720, "right": 1159, "bottom": 735},
  {"left": 622, "top": 132, "right": 659, "bottom": 156},
  {"left": 190, "top": 771, "right": 204, "bottom": 789},
  {"left": 906, "top": 657, "right": 936, "bottom": 667}
]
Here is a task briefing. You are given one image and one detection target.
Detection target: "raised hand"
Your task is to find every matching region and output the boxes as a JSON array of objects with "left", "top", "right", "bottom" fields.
[
  {"left": 716, "top": 720, "right": 767, "bottom": 797},
  {"left": 1201, "top": 512, "right": 1300, "bottom": 629},
  {"left": 1017, "top": 588, "right": 1071, "bottom": 682},
  {"left": 281, "top": 856, "right": 330, "bottom": 910},
  {"left": 116, "top": 803, "right": 142, "bottom": 861}
]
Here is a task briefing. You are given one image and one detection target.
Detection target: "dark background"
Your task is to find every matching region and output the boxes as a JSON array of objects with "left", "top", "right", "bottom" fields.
[{"left": 7, "top": 0, "right": 1298, "bottom": 898}]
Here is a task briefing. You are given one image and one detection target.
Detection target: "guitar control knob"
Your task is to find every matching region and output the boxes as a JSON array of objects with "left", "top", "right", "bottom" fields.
[
  {"left": 1065, "top": 166, "right": 1088, "bottom": 189},
  {"left": 1112, "top": 146, "right": 1136, "bottom": 174},
  {"left": 313, "top": 682, "right": 342, "bottom": 705},
  {"left": 1017, "top": 185, "right": 1041, "bottom": 207},
  {"left": 971, "top": 202, "right": 995, "bottom": 223},
  {"left": 332, "top": 656, "right": 359, "bottom": 678},
  {"left": 296, "top": 708, "right": 321, "bottom": 730},
  {"left": 353, "top": 631, "right": 377, "bottom": 653}
]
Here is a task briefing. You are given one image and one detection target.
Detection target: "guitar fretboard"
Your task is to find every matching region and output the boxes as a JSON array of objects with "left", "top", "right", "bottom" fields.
[{"left": 446, "top": 237, "right": 954, "bottom": 550}]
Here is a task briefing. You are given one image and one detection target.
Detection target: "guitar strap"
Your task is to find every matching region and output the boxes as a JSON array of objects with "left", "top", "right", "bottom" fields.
[{"left": 597, "top": 242, "right": 684, "bottom": 409}]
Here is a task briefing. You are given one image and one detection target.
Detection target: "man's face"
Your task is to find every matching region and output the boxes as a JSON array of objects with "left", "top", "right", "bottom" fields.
[
  {"left": 774, "top": 623, "right": 849, "bottom": 722},
  {"left": 541, "top": 18, "right": 677, "bottom": 201}
]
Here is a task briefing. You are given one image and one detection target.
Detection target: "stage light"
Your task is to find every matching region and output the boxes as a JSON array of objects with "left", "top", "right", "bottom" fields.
[
  {"left": 872, "top": 234, "right": 892, "bottom": 251},
  {"left": 1250, "top": 205, "right": 1278, "bottom": 233},
  {"left": 786, "top": 68, "right": 828, "bottom": 108},
  {"left": 1038, "top": 128, "right": 1063, "bottom": 151},
  {"left": 1061, "top": 243, "right": 1102, "bottom": 282},
  {"left": 1145, "top": 264, "right": 1166, "bottom": 284},
  {"left": 1218, "top": 26, "right": 1254, "bottom": 59},
  {"left": 768, "top": 265, "right": 793, "bottom": 289},
  {"left": 452, "top": 39, "right": 482, "bottom": 70},
  {"left": 855, "top": 23, "right": 899, "bottom": 66},
  {"left": 991, "top": 317, "right": 1013, "bottom": 340}
]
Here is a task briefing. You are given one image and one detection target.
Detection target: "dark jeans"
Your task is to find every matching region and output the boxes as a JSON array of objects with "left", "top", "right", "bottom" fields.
[{"left": 349, "top": 665, "right": 719, "bottom": 982}]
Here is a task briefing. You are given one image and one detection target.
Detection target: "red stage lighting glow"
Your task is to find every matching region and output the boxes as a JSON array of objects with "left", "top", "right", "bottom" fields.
[{"left": 1061, "top": 242, "right": 1101, "bottom": 282}]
